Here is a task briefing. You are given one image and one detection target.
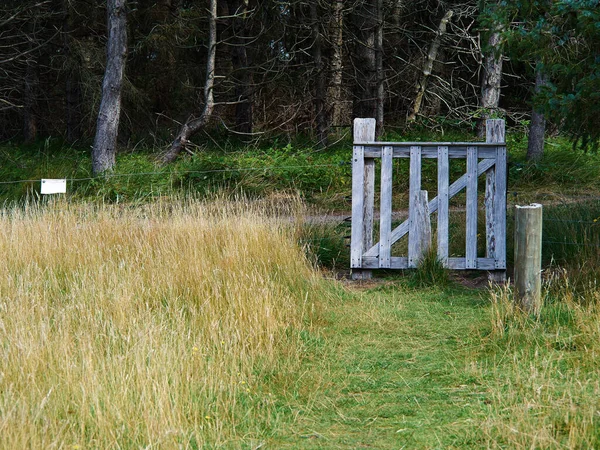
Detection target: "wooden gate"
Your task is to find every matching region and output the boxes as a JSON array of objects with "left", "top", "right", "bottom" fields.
[{"left": 350, "top": 118, "right": 507, "bottom": 279}]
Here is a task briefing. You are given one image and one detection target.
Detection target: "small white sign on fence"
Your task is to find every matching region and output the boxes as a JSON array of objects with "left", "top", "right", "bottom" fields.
[{"left": 41, "top": 179, "right": 67, "bottom": 195}]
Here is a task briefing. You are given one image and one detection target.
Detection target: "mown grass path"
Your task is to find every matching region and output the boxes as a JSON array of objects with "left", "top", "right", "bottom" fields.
[{"left": 275, "top": 282, "right": 492, "bottom": 449}]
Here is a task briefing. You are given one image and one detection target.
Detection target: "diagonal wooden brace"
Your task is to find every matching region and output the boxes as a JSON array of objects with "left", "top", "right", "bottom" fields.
[{"left": 363, "top": 158, "right": 496, "bottom": 258}]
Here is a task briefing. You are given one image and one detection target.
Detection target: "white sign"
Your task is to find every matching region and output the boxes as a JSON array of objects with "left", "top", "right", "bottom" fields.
[{"left": 40, "top": 179, "right": 67, "bottom": 195}]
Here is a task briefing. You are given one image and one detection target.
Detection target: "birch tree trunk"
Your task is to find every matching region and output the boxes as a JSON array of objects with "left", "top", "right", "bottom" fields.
[
  {"left": 407, "top": 9, "right": 453, "bottom": 123},
  {"left": 92, "top": 0, "right": 127, "bottom": 175},
  {"left": 162, "top": 0, "right": 217, "bottom": 164},
  {"left": 477, "top": 14, "right": 503, "bottom": 137},
  {"left": 526, "top": 68, "right": 548, "bottom": 162}
]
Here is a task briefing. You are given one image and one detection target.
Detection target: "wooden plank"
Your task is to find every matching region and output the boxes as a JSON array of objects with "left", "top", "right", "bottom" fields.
[
  {"left": 408, "top": 146, "right": 422, "bottom": 268},
  {"left": 494, "top": 145, "right": 507, "bottom": 269},
  {"left": 362, "top": 256, "right": 409, "bottom": 269},
  {"left": 352, "top": 118, "right": 376, "bottom": 279},
  {"left": 350, "top": 144, "right": 365, "bottom": 268},
  {"left": 486, "top": 119, "right": 505, "bottom": 280},
  {"left": 437, "top": 146, "right": 449, "bottom": 266},
  {"left": 486, "top": 119, "right": 505, "bottom": 144},
  {"left": 485, "top": 165, "right": 496, "bottom": 260},
  {"left": 364, "top": 146, "right": 498, "bottom": 159},
  {"left": 364, "top": 159, "right": 375, "bottom": 251},
  {"left": 447, "top": 258, "right": 496, "bottom": 270},
  {"left": 414, "top": 190, "right": 431, "bottom": 263},
  {"left": 378, "top": 146, "right": 393, "bottom": 268},
  {"left": 465, "top": 146, "right": 478, "bottom": 269},
  {"left": 363, "top": 158, "right": 496, "bottom": 257},
  {"left": 356, "top": 141, "right": 502, "bottom": 147},
  {"left": 354, "top": 118, "right": 377, "bottom": 143}
]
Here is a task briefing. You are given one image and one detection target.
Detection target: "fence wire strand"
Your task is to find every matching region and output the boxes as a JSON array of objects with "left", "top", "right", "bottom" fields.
[{"left": 0, "top": 162, "right": 350, "bottom": 186}]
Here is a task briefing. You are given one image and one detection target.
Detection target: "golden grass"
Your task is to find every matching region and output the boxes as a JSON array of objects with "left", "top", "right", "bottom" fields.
[{"left": 0, "top": 199, "right": 324, "bottom": 448}]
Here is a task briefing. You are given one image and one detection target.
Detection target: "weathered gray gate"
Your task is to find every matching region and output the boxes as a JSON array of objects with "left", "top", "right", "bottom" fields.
[{"left": 350, "top": 118, "right": 507, "bottom": 279}]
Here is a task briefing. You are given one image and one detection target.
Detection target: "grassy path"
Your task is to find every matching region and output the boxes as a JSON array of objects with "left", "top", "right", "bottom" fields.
[{"left": 275, "top": 282, "right": 492, "bottom": 449}]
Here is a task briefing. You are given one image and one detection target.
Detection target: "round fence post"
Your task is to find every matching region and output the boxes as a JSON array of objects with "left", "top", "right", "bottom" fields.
[{"left": 514, "top": 203, "right": 543, "bottom": 314}]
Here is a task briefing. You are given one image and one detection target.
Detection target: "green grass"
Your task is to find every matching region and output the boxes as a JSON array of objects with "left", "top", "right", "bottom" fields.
[
  {"left": 270, "top": 282, "right": 491, "bottom": 448},
  {"left": 261, "top": 273, "right": 600, "bottom": 448},
  {"left": 3, "top": 130, "right": 600, "bottom": 210}
]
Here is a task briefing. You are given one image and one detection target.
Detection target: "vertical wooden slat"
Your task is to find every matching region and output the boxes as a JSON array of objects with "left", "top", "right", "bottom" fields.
[
  {"left": 350, "top": 145, "right": 365, "bottom": 268},
  {"left": 437, "top": 146, "right": 449, "bottom": 266},
  {"left": 487, "top": 119, "right": 507, "bottom": 278},
  {"left": 466, "top": 146, "right": 478, "bottom": 269},
  {"left": 379, "top": 146, "right": 393, "bottom": 268},
  {"left": 485, "top": 119, "right": 504, "bottom": 261},
  {"left": 364, "top": 159, "right": 375, "bottom": 251},
  {"left": 485, "top": 166, "right": 496, "bottom": 259},
  {"left": 495, "top": 144, "right": 507, "bottom": 269},
  {"left": 408, "top": 145, "right": 422, "bottom": 268},
  {"left": 352, "top": 118, "right": 376, "bottom": 279},
  {"left": 415, "top": 190, "right": 432, "bottom": 261}
]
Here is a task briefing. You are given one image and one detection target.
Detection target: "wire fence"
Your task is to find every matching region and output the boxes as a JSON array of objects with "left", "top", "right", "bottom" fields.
[{"left": 0, "top": 162, "right": 351, "bottom": 187}]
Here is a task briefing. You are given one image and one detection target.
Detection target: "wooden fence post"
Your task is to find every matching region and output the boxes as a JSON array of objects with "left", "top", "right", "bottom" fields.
[
  {"left": 514, "top": 203, "right": 543, "bottom": 314},
  {"left": 486, "top": 119, "right": 507, "bottom": 282},
  {"left": 351, "top": 118, "right": 376, "bottom": 280}
]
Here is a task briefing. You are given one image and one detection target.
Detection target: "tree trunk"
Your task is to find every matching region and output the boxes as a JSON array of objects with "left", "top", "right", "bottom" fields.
[
  {"left": 407, "top": 9, "right": 453, "bottom": 123},
  {"left": 526, "top": 68, "right": 548, "bottom": 162},
  {"left": 92, "top": 0, "right": 127, "bottom": 175},
  {"left": 353, "top": 0, "right": 377, "bottom": 120},
  {"left": 311, "top": 1, "right": 327, "bottom": 147},
  {"left": 327, "top": 0, "right": 344, "bottom": 128},
  {"left": 64, "top": 0, "right": 80, "bottom": 143},
  {"left": 227, "top": 0, "right": 253, "bottom": 135},
  {"left": 162, "top": 0, "right": 217, "bottom": 164},
  {"left": 375, "top": 0, "right": 384, "bottom": 137},
  {"left": 477, "top": 15, "right": 503, "bottom": 137},
  {"left": 23, "top": 61, "right": 38, "bottom": 143}
]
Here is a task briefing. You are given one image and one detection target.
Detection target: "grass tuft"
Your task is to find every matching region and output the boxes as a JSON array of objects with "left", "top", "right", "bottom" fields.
[{"left": 410, "top": 248, "right": 451, "bottom": 288}]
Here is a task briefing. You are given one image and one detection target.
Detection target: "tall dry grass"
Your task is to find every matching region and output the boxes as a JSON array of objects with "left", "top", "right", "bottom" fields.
[
  {"left": 0, "top": 199, "right": 324, "bottom": 448},
  {"left": 479, "top": 269, "right": 600, "bottom": 448}
]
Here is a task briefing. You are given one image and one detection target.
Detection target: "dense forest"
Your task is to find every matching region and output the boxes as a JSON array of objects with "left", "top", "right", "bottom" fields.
[{"left": 1, "top": 0, "right": 598, "bottom": 173}]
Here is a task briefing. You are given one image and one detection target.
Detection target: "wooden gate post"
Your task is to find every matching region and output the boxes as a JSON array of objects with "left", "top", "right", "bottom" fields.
[
  {"left": 485, "top": 119, "right": 507, "bottom": 282},
  {"left": 351, "top": 118, "right": 376, "bottom": 280},
  {"left": 514, "top": 203, "right": 543, "bottom": 314}
]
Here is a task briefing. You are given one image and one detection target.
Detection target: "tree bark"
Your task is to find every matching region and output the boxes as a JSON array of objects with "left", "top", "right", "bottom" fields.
[
  {"left": 23, "top": 60, "right": 38, "bottom": 143},
  {"left": 63, "top": 0, "right": 80, "bottom": 143},
  {"left": 375, "top": 0, "right": 384, "bottom": 137},
  {"left": 526, "top": 68, "right": 548, "bottom": 162},
  {"left": 327, "top": 0, "right": 344, "bottom": 128},
  {"left": 92, "top": 0, "right": 127, "bottom": 175},
  {"left": 311, "top": 1, "right": 327, "bottom": 147},
  {"left": 407, "top": 9, "right": 453, "bottom": 123},
  {"left": 477, "top": 13, "right": 503, "bottom": 137},
  {"left": 353, "top": 0, "right": 377, "bottom": 120},
  {"left": 162, "top": 0, "right": 217, "bottom": 164},
  {"left": 227, "top": 0, "right": 253, "bottom": 135}
]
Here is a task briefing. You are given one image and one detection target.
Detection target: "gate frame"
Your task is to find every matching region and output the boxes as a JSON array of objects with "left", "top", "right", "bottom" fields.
[{"left": 350, "top": 118, "right": 507, "bottom": 281}]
